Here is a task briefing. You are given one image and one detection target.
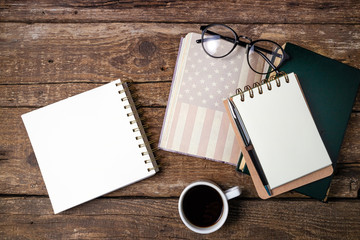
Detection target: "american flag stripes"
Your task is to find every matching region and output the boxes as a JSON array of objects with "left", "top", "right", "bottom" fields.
[{"left": 159, "top": 33, "right": 262, "bottom": 165}]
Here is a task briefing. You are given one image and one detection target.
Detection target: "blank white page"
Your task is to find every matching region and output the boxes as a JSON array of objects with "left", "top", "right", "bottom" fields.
[
  {"left": 232, "top": 73, "right": 331, "bottom": 189},
  {"left": 22, "top": 80, "right": 156, "bottom": 214}
]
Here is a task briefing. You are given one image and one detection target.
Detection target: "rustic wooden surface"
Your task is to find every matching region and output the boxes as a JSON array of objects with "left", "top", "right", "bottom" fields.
[{"left": 1, "top": 1, "right": 359, "bottom": 239}]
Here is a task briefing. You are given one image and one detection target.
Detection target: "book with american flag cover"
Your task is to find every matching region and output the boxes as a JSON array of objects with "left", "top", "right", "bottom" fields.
[{"left": 159, "top": 33, "right": 262, "bottom": 165}]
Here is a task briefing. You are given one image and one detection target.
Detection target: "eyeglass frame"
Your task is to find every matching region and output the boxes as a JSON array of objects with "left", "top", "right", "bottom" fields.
[{"left": 196, "top": 24, "right": 290, "bottom": 75}]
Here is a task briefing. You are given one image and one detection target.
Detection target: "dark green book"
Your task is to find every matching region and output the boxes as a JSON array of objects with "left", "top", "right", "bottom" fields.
[{"left": 237, "top": 42, "right": 360, "bottom": 201}]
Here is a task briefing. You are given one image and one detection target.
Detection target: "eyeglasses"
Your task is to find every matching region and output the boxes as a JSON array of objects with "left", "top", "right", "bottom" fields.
[{"left": 196, "top": 24, "right": 289, "bottom": 75}]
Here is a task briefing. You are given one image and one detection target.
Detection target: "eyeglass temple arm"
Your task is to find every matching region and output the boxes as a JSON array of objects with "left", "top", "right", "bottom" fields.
[
  {"left": 195, "top": 32, "right": 245, "bottom": 46},
  {"left": 196, "top": 33, "right": 283, "bottom": 58},
  {"left": 196, "top": 28, "right": 243, "bottom": 44},
  {"left": 196, "top": 36, "right": 282, "bottom": 72},
  {"left": 255, "top": 49, "right": 280, "bottom": 74}
]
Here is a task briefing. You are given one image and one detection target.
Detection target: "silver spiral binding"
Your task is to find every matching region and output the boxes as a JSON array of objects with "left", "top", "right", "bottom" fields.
[
  {"left": 115, "top": 80, "right": 159, "bottom": 173},
  {"left": 115, "top": 82, "right": 125, "bottom": 94},
  {"left": 235, "top": 72, "right": 289, "bottom": 102}
]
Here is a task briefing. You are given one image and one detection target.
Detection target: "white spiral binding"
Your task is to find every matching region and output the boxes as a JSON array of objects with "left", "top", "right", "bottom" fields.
[{"left": 115, "top": 81, "right": 155, "bottom": 172}]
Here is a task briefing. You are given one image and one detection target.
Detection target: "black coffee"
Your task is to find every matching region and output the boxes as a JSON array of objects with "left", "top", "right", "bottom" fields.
[{"left": 182, "top": 185, "right": 223, "bottom": 227}]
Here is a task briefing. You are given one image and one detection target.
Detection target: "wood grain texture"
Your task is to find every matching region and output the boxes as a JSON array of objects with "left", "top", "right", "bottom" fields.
[
  {"left": 1, "top": 197, "right": 360, "bottom": 239},
  {"left": 1, "top": 23, "right": 360, "bottom": 84},
  {"left": 0, "top": 82, "right": 170, "bottom": 108},
  {"left": 1, "top": 1, "right": 360, "bottom": 238},
  {"left": 1, "top": 82, "right": 359, "bottom": 110},
  {"left": 1, "top": 0, "right": 360, "bottom": 24},
  {"left": 1, "top": 107, "right": 359, "bottom": 198},
  {"left": 1, "top": 106, "right": 359, "bottom": 163}
]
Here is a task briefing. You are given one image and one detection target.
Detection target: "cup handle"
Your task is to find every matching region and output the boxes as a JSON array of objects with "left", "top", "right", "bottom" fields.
[{"left": 224, "top": 186, "right": 241, "bottom": 200}]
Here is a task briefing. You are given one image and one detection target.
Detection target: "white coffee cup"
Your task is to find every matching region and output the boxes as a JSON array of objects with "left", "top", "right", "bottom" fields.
[{"left": 178, "top": 180, "right": 241, "bottom": 234}]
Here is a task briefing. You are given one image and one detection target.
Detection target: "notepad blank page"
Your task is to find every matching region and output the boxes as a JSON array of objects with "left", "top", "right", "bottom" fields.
[
  {"left": 22, "top": 81, "right": 154, "bottom": 213},
  {"left": 232, "top": 73, "right": 331, "bottom": 189}
]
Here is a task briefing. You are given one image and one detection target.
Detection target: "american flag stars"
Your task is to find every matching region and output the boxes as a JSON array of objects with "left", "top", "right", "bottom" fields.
[
  {"left": 178, "top": 48, "right": 241, "bottom": 111},
  {"left": 160, "top": 33, "right": 258, "bottom": 165}
]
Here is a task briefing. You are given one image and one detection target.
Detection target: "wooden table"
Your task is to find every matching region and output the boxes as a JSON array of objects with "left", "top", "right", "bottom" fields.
[{"left": 1, "top": 1, "right": 360, "bottom": 239}]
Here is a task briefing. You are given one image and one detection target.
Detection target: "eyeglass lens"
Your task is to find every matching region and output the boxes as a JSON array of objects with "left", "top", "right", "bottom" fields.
[
  {"left": 248, "top": 40, "right": 284, "bottom": 74},
  {"left": 202, "top": 25, "right": 237, "bottom": 58},
  {"left": 201, "top": 24, "right": 285, "bottom": 74}
]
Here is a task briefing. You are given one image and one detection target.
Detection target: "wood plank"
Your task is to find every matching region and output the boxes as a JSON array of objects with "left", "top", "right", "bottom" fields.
[
  {"left": 0, "top": 1, "right": 358, "bottom": 238},
  {"left": 1, "top": 23, "right": 360, "bottom": 84},
  {"left": 1, "top": 107, "right": 359, "bottom": 163},
  {"left": 0, "top": 82, "right": 171, "bottom": 108},
  {"left": 1, "top": 107, "right": 359, "bottom": 198},
  {"left": 1, "top": 82, "right": 359, "bottom": 111},
  {"left": 0, "top": 197, "right": 359, "bottom": 239},
  {"left": 339, "top": 113, "right": 360, "bottom": 163},
  {"left": 1, "top": 0, "right": 360, "bottom": 24},
  {"left": 1, "top": 150, "right": 360, "bottom": 199}
]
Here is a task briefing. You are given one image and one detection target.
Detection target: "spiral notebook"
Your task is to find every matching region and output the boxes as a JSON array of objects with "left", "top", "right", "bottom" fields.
[
  {"left": 225, "top": 73, "right": 333, "bottom": 199},
  {"left": 236, "top": 42, "right": 360, "bottom": 201},
  {"left": 22, "top": 80, "right": 159, "bottom": 214}
]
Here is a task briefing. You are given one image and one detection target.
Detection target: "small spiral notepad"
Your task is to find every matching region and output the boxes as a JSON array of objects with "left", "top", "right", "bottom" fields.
[
  {"left": 225, "top": 72, "right": 333, "bottom": 198},
  {"left": 22, "top": 80, "right": 158, "bottom": 214}
]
